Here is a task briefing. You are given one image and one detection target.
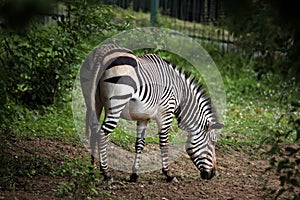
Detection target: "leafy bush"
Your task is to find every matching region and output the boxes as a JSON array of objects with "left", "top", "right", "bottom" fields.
[
  {"left": 0, "top": 1, "right": 133, "bottom": 133},
  {"left": 0, "top": 1, "right": 132, "bottom": 107},
  {"left": 54, "top": 157, "right": 101, "bottom": 199},
  {"left": 1, "top": 23, "right": 77, "bottom": 106},
  {"left": 262, "top": 79, "right": 300, "bottom": 199}
]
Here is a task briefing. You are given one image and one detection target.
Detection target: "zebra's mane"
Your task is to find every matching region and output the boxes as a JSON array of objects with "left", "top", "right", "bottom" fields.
[
  {"left": 170, "top": 63, "right": 218, "bottom": 120},
  {"left": 137, "top": 52, "right": 218, "bottom": 120}
]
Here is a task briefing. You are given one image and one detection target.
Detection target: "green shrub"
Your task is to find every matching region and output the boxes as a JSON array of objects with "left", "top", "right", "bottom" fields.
[
  {"left": 0, "top": 1, "right": 133, "bottom": 132},
  {"left": 1, "top": 23, "right": 78, "bottom": 106},
  {"left": 54, "top": 157, "right": 101, "bottom": 199},
  {"left": 0, "top": 1, "right": 133, "bottom": 108}
]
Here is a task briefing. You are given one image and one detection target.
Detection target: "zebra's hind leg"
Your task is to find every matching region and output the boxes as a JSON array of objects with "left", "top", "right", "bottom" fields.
[
  {"left": 130, "top": 120, "right": 148, "bottom": 182},
  {"left": 96, "top": 111, "right": 123, "bottom": 181},
  {"left": 97, "top": 128, "right": 112, "bottom": 181},
  {"left": 90, "top": 94, "right": 103, "bottom": 168}
]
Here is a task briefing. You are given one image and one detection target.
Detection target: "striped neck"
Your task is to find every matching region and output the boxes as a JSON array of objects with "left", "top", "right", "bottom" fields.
[{"left": 173, "top": 69, "right": 216, "bottom": 133}]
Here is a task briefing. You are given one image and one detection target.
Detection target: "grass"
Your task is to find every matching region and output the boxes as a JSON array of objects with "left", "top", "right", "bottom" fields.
[
  {"left": 115, "top": 6, "right": 234, "bottom": 42},
  {"left": 10, "top": 104, "right": 79, "bottom": 144}
]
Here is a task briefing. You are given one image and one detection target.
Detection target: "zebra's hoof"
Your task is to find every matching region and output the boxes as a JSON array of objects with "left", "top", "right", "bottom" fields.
[
  {"left": 166, "top": 176, "right": 178, "bottom": 183},
  {"left": 103, "top": 174, "right": 113, "bottom": 182},
  {"left": 130, "top": 173, "right": 139, "bottom": 182}
]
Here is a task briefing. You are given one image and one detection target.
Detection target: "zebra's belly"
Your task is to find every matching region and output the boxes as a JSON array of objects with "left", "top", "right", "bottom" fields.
[{"left": 120, "top": 98, "right": 158, "bottom": 121}]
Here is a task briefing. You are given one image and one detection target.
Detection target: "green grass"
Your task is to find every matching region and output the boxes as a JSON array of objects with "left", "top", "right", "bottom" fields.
[
  {"left": 115, "top": 6, "right": 234, "bottom": 42},
  {"left": 10, "top": 104, "right": 79, "bottom": 144}
]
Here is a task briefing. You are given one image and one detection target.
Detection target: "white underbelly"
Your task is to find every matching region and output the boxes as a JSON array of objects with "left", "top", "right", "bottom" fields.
[{"left": 120, "top": 98, "right": 158, "bottom": 121}]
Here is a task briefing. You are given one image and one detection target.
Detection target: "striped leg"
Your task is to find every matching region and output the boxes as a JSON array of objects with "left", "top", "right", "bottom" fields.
[
  {"left": 95, "top": 93, "right": 132, "bottom": 180},
  {"left": 158, "top": 103, "right": 177, "bottom": 182},
  {"left": 130, "top": 120, "right": 148, "bottom": 182},
  {"left": 159, "top": 126, "right": 175, "bottom": 182},
  {"left": 97, "top": 128, "right": 111, "bottom": 180},
  {"left": 95, "top": 113, "right": 121, "bottom": 181},
  {"left": 90, "top": 101, "right": 123, "bottom": 180}
]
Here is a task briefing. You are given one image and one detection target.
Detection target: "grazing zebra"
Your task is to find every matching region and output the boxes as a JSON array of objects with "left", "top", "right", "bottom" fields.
[{"left": 80, "top": 43, "right": 224, "bottom": 182}]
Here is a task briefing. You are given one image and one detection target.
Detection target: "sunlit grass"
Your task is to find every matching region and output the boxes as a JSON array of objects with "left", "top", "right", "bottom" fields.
[
  {"left": 11, "top": 105, "right": 79, "bottom": 143},
  {"left": 114, "top": 6, "right": 234, "bottom": 42}
]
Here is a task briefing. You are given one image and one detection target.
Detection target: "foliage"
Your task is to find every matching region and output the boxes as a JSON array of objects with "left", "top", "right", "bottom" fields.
[
  {"left": 264, "top": 91, "right": 300, "bottom": 199},
  {"left": 0, "top": 1, "right": 133, "bottom": 133},
  {"left": 207, "top": 40, "right": 300, "bottom": 198},
  {"left": 62, "top": 0, "right": 133, "bottom": 36},
  {"left": 54, "top": 157, "right": 101, "bottom": 199},
  {"left": 0, "top": 96, "right": 18, "bottom": 132},
  {"left": 1, "top": 23, "right": 78, "bottom": 106},
  {"left": 12, "top": 104, "right": 79, "bottom": 142},
  {"left": 223, "top": 0, "right": 300, "bottom": 81},
  {"left": 0, "top": 1, "right": 131, "bottom": 107},
  {"left": 266, "top": 145, "right": 300, "bottom": 199}
]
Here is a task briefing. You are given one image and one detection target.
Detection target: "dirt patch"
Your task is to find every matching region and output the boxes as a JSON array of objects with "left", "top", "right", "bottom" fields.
[
  {"left": 105, "top": 147, "right": 277, "bottom": 200},
  {"left": 0, "top": 137, "right": 288, "bottom": 199}
]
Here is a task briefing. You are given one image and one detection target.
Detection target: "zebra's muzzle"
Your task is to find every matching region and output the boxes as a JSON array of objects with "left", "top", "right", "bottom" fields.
[{"left": 200, "top": 167, "right": 215, "bottom": 180}]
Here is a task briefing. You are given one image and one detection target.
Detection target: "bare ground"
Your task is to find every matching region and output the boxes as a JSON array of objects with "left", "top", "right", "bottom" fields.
[{"left": 0, "top": 137, "right": 292, "bottom": 200}]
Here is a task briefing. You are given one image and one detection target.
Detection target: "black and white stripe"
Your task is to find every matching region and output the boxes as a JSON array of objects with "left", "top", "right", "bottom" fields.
[{"left": 80, "top": 43, "right": 223, "bottom": 181}]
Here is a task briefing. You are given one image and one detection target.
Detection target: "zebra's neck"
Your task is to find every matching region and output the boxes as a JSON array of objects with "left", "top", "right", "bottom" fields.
[
  {"left": 136, "top": 54, "right": 216, "bottom": 133},
  {"left": 173, "top": 69, "right": 215, "bottom": 133}
]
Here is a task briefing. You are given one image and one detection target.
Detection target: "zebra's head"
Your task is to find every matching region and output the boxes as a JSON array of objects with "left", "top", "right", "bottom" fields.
[{"left": 186, "top": 119, "right": 224, "bottom": 180}]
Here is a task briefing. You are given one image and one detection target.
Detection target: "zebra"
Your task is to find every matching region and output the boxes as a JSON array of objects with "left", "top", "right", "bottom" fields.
[{"left": 80, "top": 43, "right": 224, "bottom": 182}]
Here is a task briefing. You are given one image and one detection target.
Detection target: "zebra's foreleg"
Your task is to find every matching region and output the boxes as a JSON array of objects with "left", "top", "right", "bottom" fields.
[
  {"left": 158, "top": 111, "right": 177, "bottom": 182},
  {"left": 160, "top": 139, "right": 176, "bottom": 182},
  {"left": 130, "top": 120, "right": 148, "bottom": 182}
]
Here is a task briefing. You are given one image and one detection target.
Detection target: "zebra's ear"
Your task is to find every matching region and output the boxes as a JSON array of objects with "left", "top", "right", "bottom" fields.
[{"left": 209, "top": 121, "right": 224, "bottom": 129}]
